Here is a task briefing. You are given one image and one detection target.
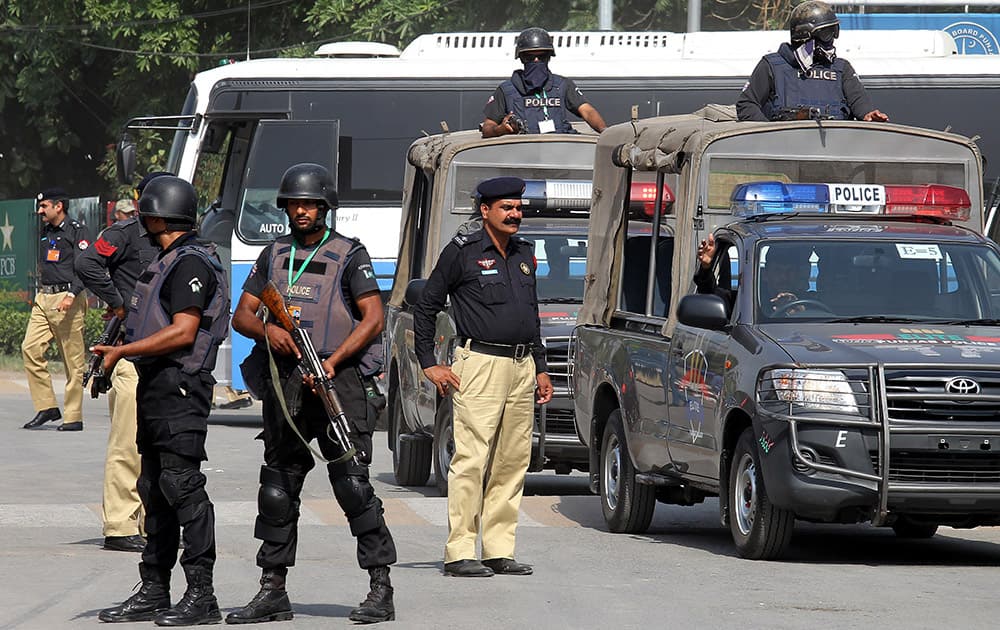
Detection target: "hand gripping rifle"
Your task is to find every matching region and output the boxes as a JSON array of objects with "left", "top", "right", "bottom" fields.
[
  {"left": 82, "top": 315, "right": 124, "bottom": 398},
  {"left": 259, "top": 282, "right": 358, "bottom": 465}
]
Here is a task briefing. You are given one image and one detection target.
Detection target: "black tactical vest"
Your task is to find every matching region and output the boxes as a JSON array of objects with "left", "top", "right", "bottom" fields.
[
  {"left": 125, "top": 241, "right": 231, "bottom": 375},
  {"left": 268, "top": 233, "right": 383, "bottom": 376},
  {"left": 763, "top": 53, "right": 849, "bottom": 121},
  {"left": 500, "top": 73, "right": 574, "bottom": 134}
]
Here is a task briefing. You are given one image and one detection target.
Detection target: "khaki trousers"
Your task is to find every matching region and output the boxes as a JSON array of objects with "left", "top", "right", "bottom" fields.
[
  {"left": 444, "top": 345, "right": 536, "bottom": 563},
  {"left": 21, "top": 291, "right": 86, "bottom": 422},
  {"left": 103, "top": 359, "right": 143, "bottom": 537}
]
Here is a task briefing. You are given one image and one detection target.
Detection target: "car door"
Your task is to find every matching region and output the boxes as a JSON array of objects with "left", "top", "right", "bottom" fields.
[{"left": 667, "top": 236, "right": 740, "bottom": 479}]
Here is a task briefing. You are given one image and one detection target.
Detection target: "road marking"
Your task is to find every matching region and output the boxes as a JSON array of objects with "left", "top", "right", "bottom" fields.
[{"left": 0, "top": 497, "right": 591, "bottom": 528}]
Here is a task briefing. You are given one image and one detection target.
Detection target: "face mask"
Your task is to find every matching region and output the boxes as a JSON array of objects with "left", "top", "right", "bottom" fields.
[
  {"left": 814, "top": 40, "right": 836, "bottom": 64},
  {"left": 793, "top": 39, "right": 816, "bottom": 73},
  {"left": 522, "top": 60, "right": 551, "bottom": 93}
]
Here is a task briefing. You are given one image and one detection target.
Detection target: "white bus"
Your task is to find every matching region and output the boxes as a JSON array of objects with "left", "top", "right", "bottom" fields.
[{"left": 118, "top": 29, "right": 1000, "bottom": 390}]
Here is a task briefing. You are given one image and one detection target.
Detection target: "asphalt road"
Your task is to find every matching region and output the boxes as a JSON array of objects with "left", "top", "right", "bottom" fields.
[{"left": 2, "top": 372, "right": 999, "bottom": 629}]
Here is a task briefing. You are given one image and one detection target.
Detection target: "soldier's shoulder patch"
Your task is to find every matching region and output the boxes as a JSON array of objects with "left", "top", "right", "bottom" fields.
[{"left": 451, "top": 233, "right": 470, "bottom": 248}]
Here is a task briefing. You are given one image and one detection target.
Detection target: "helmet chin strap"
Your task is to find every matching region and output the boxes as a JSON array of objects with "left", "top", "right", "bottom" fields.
[{"left": 288, "top": 207, "right": 328, "bottom": 236}]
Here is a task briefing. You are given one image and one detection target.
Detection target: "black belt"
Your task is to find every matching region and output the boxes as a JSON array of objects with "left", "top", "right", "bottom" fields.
[
  {"left": 40, "top": 283, "right": 71, "bottom": 294},
  {"left": 461, "top": 338, "right": 532, "bottom": 360}
]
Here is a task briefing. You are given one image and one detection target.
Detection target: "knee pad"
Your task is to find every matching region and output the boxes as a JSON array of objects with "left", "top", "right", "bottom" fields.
[
  {"left": 255, "top": 466, "right": 304, "bottom": 543},
  {"left": 332, "top": 475, "right": 384, "bottom": 536},
  {"left": 158, "top": 466, "right": 209, "bottom": 523}
]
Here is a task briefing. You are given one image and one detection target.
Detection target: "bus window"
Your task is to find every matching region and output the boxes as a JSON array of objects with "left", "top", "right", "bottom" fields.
[{"left": 235, "top": 120, "right": 339, "bottom": 244}]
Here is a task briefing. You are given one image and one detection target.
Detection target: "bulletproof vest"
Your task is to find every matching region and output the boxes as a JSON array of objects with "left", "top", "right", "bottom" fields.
[
  {"left": 125, "top": 241, "right": 231, "bottom": 374},
  {"left": 268, "top": 233, "right": 383, "bottom": 376},
  {"left": 763, "top": 53, "right": 849, "bottom": 121},
  {"left": 500, "top": 73, "right": 574, "bottom": 133}
]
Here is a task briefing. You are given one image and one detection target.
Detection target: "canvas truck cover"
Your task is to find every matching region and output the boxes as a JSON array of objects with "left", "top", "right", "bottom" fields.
[
  {"left": 579, "top": 105, "right": 984, "bottom": 335},
  {"left": 388, "top": 126, "right": 598, "bottom": 308}
]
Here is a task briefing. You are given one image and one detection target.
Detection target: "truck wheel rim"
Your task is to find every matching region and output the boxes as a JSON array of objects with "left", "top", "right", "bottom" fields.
[
  {"left": 603, "top": 433, "right": 621, "bottom": 511},
  {"left": 734, "top": 452, "right": 757, "bottom": 536},
  {"left": 438, "top": 420, "right": 454, "bottom": 476}
]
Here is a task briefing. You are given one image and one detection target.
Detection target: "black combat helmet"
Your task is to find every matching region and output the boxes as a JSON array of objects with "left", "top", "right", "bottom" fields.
[
  {"left": 514, "top": 27, "right": 556, "bottom": 58},
  {"left": 138, "top": 176, "right": 198, "bottom": 225},
  {"left": 276, "top": 163, "right": 338, "bottom": 210},
  {"left": 789, "top": 1, "right": 840, "bottom": 45}
]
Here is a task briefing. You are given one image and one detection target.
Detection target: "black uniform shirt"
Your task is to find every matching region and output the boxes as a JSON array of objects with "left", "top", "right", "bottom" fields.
[
  {"left": 38, "top": 218, "right": 90, "bottom": 294},
  {"left": 242, "top": 234, "right": 380, "bottom": 320},
  {"left": 75, "top": 217, "right": 157, "bottom": 309},
  {"left": 158, "top": 233, "right": 218, "bottom": 323},
  {"left": 484, "top": 74, "right": 589, "bottom": 123},
  {"left": 414, "top": 229, "right": 546, "bottom": 372},
  {"left": 736, "top": 43, "right": 875, "bottom": 122}
]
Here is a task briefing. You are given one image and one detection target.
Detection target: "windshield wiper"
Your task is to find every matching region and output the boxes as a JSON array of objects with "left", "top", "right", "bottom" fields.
[
  {"left": 539, "top": 297, "right": 581, "bottom": 304},
  {"left": 828, "top": 315, "right": 922, "bottom": 324},
  {"left": 936, "top": 318, "right": 1000, "bottom": 326}
]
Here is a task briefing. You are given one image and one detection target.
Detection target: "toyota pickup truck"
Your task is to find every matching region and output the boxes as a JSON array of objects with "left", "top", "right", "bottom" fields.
[{"left": 572, "top": 105, "right": 999, "bottom": 559}]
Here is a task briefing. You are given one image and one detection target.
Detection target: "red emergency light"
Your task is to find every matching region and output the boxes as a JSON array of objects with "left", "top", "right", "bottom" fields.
[{"left": 883, "top": 184, "right": 971, "bottom": 222}]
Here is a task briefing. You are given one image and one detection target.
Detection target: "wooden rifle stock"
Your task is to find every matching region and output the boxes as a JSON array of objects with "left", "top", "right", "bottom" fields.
[{"left": 259, "top": 282, "right": 358, "bottom": 465}]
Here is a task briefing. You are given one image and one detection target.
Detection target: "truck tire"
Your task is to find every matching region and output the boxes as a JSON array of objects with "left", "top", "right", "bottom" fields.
[
  {"left": 600, "top": 409, "right": 655, "bottom": 533},
  {"left": 433, "top": 400, "right": 454, "bottom": 497},
  {"left": 729, "top": 427, "right": 794, "bottom": 559},
  {"left": 390, "top": 391, "right": 431, "bottom": 486},
  {"left": 891, "top": 518, "right": 938, "bottom": 539}
]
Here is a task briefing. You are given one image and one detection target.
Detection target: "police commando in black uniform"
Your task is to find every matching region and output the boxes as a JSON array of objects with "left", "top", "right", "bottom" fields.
[
  {"left": 736, "top": 1, "right": 888, "bottom": 122},
  {"left": 96, "top": 176, "right": 230, "bottom": 626},
  {"left": 228, "top": 163, "right": 396, "bottom": 625},
  {"left": 481, "top": 27, "right": 606, "bottom": 137}
]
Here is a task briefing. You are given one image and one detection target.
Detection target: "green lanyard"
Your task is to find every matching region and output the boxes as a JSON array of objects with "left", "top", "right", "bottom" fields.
[
  {"left": 537, "top": 89, "right": 550, "bottom": 120},
  {"left": 287, "top": 229, "right": 330, "bottom": 297}
]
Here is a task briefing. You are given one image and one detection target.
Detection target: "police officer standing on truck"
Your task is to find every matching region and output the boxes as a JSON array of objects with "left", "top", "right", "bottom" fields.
[
  {"left": 482, "top": 27, "right": 607, "bottom": 137},
  {"left": 736, "top": 1, "right": 889, "bottom": 122},
  {"left": 227, "top": 163, "right": 397, "bottom": 625},
  {"left": 22, "top": 187, "right": 90, "bottom": 431},
  {"left": 95, "top": 176, "right": 230, "bottom": 626},
  {"left": 75, "top": 171, "right": 169, "bottom": 554},
  {"left": 414, "top": 176, "right": 553, "bottom": 578}
]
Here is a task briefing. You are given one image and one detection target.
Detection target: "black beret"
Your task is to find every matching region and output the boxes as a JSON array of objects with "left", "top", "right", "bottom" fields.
[
  {"left": 476, "top": 177, "right": 525, "bottom": 203},
  {"left": 136, "top": 171, "right": 174, "bottom": 195},
  {"left": 36, "top": 187, "right": 69, "bottom": 204}
]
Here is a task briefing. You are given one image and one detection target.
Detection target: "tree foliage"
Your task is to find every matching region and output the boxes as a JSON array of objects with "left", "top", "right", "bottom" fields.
[{"left": 0, "top": 0, "right": 754, "bottom": 201}]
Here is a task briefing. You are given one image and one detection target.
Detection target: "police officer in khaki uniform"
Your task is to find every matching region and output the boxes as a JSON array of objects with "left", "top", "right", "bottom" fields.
[
  {"left": 22, "top": 187, "right": 89, "bottom": 431},
  {"left": 414, "top": 176, "right": 553, "bottom": 578},
  {"left": 96, "top": 176, "right": 230, "bottom": 626},
  {"left": 76, "top": 173, "right": 168, "bottom": 553},
  {"left": 228, "top": 163, "right": 397, "bottom": 624}
]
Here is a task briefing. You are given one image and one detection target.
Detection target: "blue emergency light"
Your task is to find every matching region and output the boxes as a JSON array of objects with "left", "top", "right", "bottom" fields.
[{"left": 730, "top": 181, "right": 971, "bottom": 222}]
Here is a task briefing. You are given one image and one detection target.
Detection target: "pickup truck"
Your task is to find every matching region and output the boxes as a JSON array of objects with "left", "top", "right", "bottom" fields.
[{"left": 572, "top": 105, "right": 999, "bottom": 559}]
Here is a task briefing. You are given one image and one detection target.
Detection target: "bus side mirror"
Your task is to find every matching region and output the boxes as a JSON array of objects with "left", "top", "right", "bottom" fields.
[
  {"left": 404, "top": 279, "right": 427, "bottom": 308},
  {"left": 116, "top": 135, "right": 136, "bottom": 185},
  {"left": 677, "top": 294, "right": 729, "bottom": 331}
]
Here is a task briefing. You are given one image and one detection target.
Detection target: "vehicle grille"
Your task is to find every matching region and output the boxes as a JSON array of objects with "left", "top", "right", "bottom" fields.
[
  {"left": 870, "top": 451, "right": 1000, "bottom": 484},
  {"left": 536, "top": 406, "right": 577, "bottom": 436},
  {"left": 544, "top": 335, "right": 570, "bottom": 388},
  {"left": 884, "top": 370, "right": 1000, "bottom": 422}
]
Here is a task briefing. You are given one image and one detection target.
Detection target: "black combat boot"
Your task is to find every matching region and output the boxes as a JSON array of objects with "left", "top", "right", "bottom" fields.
[
  {"left": 348, "top": 566, "right": 395, "bottom": 623},
  {"left": 98, "top": 563, "right": 171, "bottom": 623},
  {"left": 153, "top": 566, "right": 221, "bottom": 626},
  {"left": 225, "top": 568, "right": 293, "bottom": 624}
]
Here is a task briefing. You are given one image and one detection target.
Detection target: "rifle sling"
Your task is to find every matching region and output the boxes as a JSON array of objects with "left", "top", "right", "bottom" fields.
[{"left": 263, "top": 308, "right": 355, "bottom": 465}]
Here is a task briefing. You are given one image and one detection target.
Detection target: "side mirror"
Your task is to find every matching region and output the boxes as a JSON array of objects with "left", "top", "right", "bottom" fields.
[
  {"left": 677, "top": 294, "right": 729, "bottom": 331},
  {"left": 404, "top": 279, "right": 427, "bottom": 308},
  {"left": 116, "top": 135, "right": 136, "bottom": 185}
]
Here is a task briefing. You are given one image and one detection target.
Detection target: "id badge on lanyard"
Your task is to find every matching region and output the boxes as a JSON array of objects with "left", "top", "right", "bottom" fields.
[
  {"left": 536, "top": 89, "right": 556, "bottom": 134},
  {"left": 46, "top": 239, "right": 60, "bottom": 262}
]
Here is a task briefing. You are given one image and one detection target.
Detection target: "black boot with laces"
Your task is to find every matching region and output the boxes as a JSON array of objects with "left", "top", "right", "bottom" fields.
[
  {"left": 349, "top": 566, "right": 395, "bottom": 624},
  {"left": 225, "top": 568, "right": 293, "bottom": 624},
  {"left": 99, "top": 563, "right": 171, "bottom": 623}
]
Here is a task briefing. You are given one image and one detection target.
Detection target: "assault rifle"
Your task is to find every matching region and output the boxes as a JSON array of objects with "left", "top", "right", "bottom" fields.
[
  {"left": 774, "top": 106, "right": 836, "bottom": 121},
  {"left": 259, "top": 282, "right": 358, "bottom": 465},
  {"left": 82, "top": 314, "right": 123, "bottom": 398}
]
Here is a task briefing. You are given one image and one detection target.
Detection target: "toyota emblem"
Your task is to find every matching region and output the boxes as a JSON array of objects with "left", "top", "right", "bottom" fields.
[{"left": 945, "top": 377, "right": 981, "bottom": 395}]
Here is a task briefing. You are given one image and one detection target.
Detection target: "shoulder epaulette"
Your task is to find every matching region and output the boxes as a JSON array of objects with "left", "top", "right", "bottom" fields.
[{"left": 451, "top": 233, "right": 471, "bottom": 248}]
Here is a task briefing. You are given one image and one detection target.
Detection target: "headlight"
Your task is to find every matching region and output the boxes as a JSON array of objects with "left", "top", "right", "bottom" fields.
[{"left": 759, "top": 369, "right": 860, "bottom": 415}]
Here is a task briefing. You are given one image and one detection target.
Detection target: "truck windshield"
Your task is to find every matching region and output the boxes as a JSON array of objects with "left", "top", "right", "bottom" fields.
[
  {"left": 756, "top": 238, "right": 1000, "bottom": 323},
  {"left": 520, "top": 232, "right": 588, "bottom": 302}
]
